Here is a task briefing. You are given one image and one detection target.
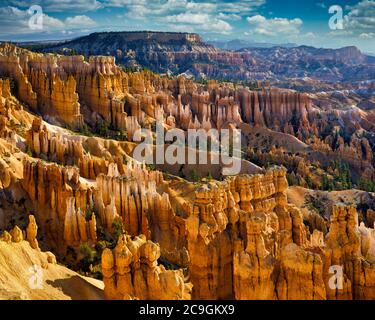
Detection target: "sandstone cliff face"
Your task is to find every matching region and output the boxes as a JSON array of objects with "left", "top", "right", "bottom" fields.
[
  {"left": 183, "top": 168, "right": 310, "bottom": 299},
  {"left": 21, "top": 159, "right": 97, "bottom": 250},
  {"left": 323, "top": 205, "right": 375, "bottom": 299},
  {"left": 0, "top": 44, "right": 82, "bottom": 128},
  {"left": 102, "top": 234, "right": 191, "bottom": 300},
  {"left": 0, "top": 44, "right": 320, "bottom": 138},
  {"left": 59, "top": 55, "right": 129, "bottom": 129},
  {"left": 25, "top": 117, "right": 116, "bottom": 180},
  {"left": 159, "top": 169, "right": 375, "bottom": 300},
  {"left": 237, "top": 88, "right": 313, "bottom": 131}
]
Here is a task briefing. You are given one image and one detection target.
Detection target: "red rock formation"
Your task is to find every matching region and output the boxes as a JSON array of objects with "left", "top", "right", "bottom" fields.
[
  {"left": 21, "top": 159, "right": 97, "bottom": 250},
  {"left": 102, "top": 234, "right": 191, "bottom": 300},
  {"left": 323, "top": 205, "right": 375, "bottom": 300},
  {"left": 237, "top": 88, "right": 313, "bottom": 131},
  {"left": 0, "top": 44, "right": 82, "bottom": 128}
]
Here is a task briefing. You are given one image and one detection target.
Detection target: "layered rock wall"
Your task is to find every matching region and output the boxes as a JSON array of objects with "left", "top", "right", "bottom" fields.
[{"left": 21, "top": 159, "right": 97, "bottom": 249}]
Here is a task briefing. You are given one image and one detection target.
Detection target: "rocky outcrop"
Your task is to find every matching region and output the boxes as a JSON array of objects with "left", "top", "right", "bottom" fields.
[
  {"left": 0, "top": 44, "right": 320, "bottom": 138},
  {"left": 0, "top": 44, "right": 82, "bottom": 128},
  {"left": 26, "top": 215, "right": 39, "bottom": 250},
  {"left": 95, "top": 162, "right": 188, "bottom": 265},
  {"left": 237, "top": 88, "right": 313, "bottom": 132},
  {"left": 25, "top": 117, "right": 128, "bottom": 180},
  {"left": 178, "top": 170, "right": 374, "bottom": 300},
  {"left": 59, "top": 55, "right": 129, "bottom": 129},
  {"left": 184, "top": 168, "right": 310, "bottom": 299},
  {"left": 0, "top": 215, "right": 53, "bottom": 261},
  {"left": 21, "top": 159, "right": 97, "bottom": 250},
  {"left": 102, "top": 234, "right": 191, "bottom": 300},
  {"left": 276, "top": 243, "right": 326, "bottom": 300},
  {"left": 323, "top": 205, "right": 375, "bottom": 300}
]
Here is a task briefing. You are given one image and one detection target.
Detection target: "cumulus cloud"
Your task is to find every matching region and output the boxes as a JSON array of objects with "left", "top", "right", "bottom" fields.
[
  {"left": 359, "top": 32, "right": 375, "bottom": 39},
  {"left": 246, "top": 15, "right": 303, "bottom": 37},
  {"left": 65, "top": 15, "right": 96, "bottom": 26},
  {"left": 0, "top": 0, "right": 266, "bottom": 38},
  {"left": 0, "top": 6, "right": 63, "bottom": 35},
  {"left": 344, "top": 0, "right": 375, "bottom": 31},
  {"left": 218, "top": 12, "right": 242, "bottom": 21},
  {"left": 114, "top": 0, "right": 256, "bottom": 34},
  {"left": 0, "top": 6, "right": 96, "bottom": 37},
  {"left": 165, "top": 12, "right": 232, "bottom": 34},
  {"left": 2, "top": 0, "right": 102, "bottom": 12},
  {"left": 107, "top": 0, "right": 264, "bottom": 15}
]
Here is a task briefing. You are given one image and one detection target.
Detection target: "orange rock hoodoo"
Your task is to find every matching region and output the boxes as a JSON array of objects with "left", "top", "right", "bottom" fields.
[
  {"left": 0, "top": 43, "right": 374, "bottom": 300},
  {"left": 102, "top": 234, "right": 192, "bottom": 300},
  {"left": 0, "top": 43, "right": 318, "bottom": 137}
]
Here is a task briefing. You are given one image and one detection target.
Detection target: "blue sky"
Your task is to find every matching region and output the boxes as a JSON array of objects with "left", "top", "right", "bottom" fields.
[{"left": 0, "top": 0, "right": 374, "bottom": 53}]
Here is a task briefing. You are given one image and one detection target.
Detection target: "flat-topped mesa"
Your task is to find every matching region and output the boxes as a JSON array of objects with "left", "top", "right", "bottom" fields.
[
  {"left": 102, "top": 234, "right": 192, "bottom": 300},
  {"left": 87, "top": 31, "right": 204, "bottom": 45},
  {"left": 21, "top": 159, "right": 97, "bottom": 250}
]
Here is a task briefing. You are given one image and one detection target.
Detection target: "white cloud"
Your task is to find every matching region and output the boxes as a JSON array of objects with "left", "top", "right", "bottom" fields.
[
  {"left": 304, "top": 32, "right": 316, "bottom": 38},
  {"left": 0, "top": 0, "right": 266, "bottom": 38},
  {"left": 0, "top": 6, "right": 64, "bottom": 35},
  {"left": 247, "top": 15, "right": 303, "bottom": 37},
  {"left": 328, "top": 29, "right": 354, "bottom": 37},
  {"left": 3, "top": 0, "right": 102, "bottom": 12},
  {"left": 107, "top": 0, "right": 265, "bottom": 15},
  {"left": 113, "top": 0, "right": 245, "bottom": 34},
  {"left": 165, "top": 12, "right": 232, "bottom": 34},
  {"left": 0, "top": 6, "right": 96, "bottom": 36},
  {"left": 65, "top": 15, "right": 96, "bottom": 26},
  {"left": 344, "top": 0, "right": 375, "bottom": 31},
  {"left": 360, "top": 32, "right": 375, "bottom": 39},
  {"left": 218, "top": 13, "right": 242, "bottom": 21}
]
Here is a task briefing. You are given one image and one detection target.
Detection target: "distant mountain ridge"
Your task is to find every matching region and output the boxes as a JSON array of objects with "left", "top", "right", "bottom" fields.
[
  {"left": 208, "top": 39, "right": 298, "bottom": 51},
  {"left": 24, "top": 31, "right": 375, "bottom": 82}
]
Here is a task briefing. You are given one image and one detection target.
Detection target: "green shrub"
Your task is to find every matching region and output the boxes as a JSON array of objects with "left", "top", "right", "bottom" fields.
[
  {"left": 112, "top": 219, "right": 123, "bottom": 240},
  {"left": 79, "top": 243, "right": 97, "bottom": 271},
  {"left": 190, "top": 169, "right": 200, "bottom": 182}
]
